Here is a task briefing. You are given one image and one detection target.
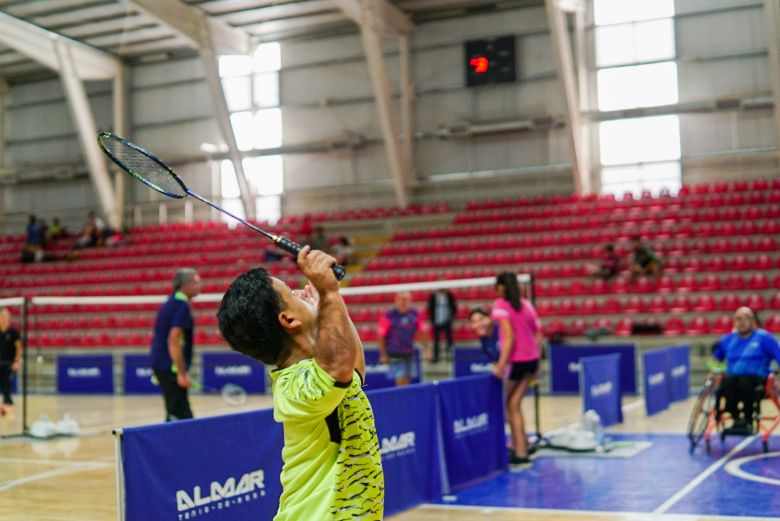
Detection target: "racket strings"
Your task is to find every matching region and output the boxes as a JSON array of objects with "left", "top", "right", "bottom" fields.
[{"left": 99, "top": 134, "right": 186, "bottom": 198}]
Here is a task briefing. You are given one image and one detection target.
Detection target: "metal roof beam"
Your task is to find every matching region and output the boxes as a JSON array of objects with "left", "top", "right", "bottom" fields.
[{"left": 332, "top": 0, "right": 413, "bottom": 35}]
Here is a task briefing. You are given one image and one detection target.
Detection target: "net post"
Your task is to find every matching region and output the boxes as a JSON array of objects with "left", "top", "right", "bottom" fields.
[
  {"left": 113, "top": 428, "right": 126, "bottom": 521},
  {"left": 21, "top": 296, "right": 29, "bottom": 435}
]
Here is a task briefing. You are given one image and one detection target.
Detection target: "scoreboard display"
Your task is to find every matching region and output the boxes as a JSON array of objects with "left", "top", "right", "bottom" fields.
[{"left": 464, "top": 35, "right": 517, "bottom": 87}]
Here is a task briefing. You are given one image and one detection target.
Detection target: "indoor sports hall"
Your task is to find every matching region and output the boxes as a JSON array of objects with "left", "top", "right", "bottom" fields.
[{"left": 1, "top": 1, "right": 779, "bottom": 520}]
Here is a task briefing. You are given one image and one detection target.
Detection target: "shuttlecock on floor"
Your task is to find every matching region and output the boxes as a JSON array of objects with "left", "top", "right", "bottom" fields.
[
  {"left": 55, "top": 413, "right": 79, "bottom": 436},
  {"left": 29, "top": 414, "right": 57, "bottom": 439}
]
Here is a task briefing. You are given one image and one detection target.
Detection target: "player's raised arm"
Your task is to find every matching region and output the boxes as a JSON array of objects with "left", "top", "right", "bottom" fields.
[{"left": 297, "top": 246, "right": 363, "bottom": 383}]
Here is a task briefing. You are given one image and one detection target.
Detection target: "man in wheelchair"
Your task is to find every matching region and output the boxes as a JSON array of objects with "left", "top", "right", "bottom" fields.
[{"left": 712, "top": 307, "right": 780, "bottom": 434}]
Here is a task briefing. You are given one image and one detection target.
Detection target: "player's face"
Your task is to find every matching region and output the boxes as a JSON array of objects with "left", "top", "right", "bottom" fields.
[
  {"left": 272, "top": 278, "right": 317, "bottom": 331},
  {"left": 395, "top": 293, "right": 411, "bottom": 312},
  {"left": 733, "top": 312, "right": 754, "bottom": 335},
  {"left": 182, "top": 274, "right": 202, "bottom": 299},
  {"left": 469, "top": 313, "right": 492, "bottom": 337},
  {"left": 0, "top": 310, "right": 9, "bottom": 330}
]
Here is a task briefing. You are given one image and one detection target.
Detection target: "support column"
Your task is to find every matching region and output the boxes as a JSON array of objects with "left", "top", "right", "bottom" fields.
[
  {"left": 198, "top": 23, "right": 255, "bottom": 219},
  {"left": 764, "top": 0, "right": 780, "bottom": 151},
  {"left": 361, "top": 28, "right": 409, "bottom": 206},
  {"left": 55, "top": 41, "right": 120, "bottom": 230},
  {"left": 545, "top": 0, "right": 591, "bottom": 194},
  {"left": 399, "top": 34, "right": 415, "bottom": 183}
]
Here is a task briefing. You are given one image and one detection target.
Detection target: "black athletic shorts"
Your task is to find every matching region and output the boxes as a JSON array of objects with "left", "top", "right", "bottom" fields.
[{"left": 509, "top": 359, "right": 539, "bottom": 381}]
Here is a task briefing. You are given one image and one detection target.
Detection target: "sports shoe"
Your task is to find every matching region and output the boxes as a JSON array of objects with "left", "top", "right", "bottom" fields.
[{"left": 510, "top": 453, "right": 532, "bottom": 465}]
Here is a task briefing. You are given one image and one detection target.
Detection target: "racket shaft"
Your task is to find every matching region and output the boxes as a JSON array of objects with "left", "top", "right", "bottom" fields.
[{"left": 274, "top": 235, "right": 346, "bottom": 281}]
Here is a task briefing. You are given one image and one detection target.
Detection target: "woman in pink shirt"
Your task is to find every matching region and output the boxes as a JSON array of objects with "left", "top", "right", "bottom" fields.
[{"left": 491, "top": 272, "right": 543, "bottom": 466}]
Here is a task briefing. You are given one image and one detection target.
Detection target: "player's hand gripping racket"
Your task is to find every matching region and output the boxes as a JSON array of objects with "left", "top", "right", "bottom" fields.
[{"left": 97, "top": 132, "right": 346, "bottom": 281}]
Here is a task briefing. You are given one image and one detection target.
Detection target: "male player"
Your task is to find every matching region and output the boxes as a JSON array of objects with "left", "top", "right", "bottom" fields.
[
  {"left": 150, "top": 268, "right": 201, "bottom": 422},
  {"left": 713, "top": 306, "right": 780, "bottom": 433},
  {"left": 217, "top": 247, "right": 383, "bottom": 520},
  {"left": 0, "top": 307, "right": 22, "bottom": 416}
]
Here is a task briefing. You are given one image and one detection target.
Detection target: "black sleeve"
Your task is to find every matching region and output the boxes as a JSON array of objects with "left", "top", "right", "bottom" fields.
[{"left": 11, "top": 328, "right": 20, "bottom": 343}]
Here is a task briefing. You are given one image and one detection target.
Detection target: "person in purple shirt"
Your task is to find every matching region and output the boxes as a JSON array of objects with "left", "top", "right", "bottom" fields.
[
  {"left": 586, "top": 243, "right": 621, "bottom": 281},
  {"left": 713, "top": 307, "right": 780, "bottom": 433},
  {"left": 377, "top": 292, "right": 430, "bottom": 386}
]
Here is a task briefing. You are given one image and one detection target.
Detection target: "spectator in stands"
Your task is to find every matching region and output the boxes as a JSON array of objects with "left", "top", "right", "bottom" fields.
[
  {"left": 468, "top": 306, "right": 499, "bottom": 362},
  {"left": 713, "top": 306, "right": 780, "bottom": 434},
  {"left": 378, "top": 291, "right": 431, "bottom": 386},
  {"left": 628, "top": 235, "right": 662, "bottom": 283},
  {"left": 331, "top": 236, "right": 354, "bottom": 266},
  {"left": 428, "top": 288, "right": 457, "bottom": 362},
  {"left": 216, "top": 248, "right": 383, "bottom": 520},
  {"left": 311, "top": 225, "right": 329, "bottom": 252},
  {"left": 47, "top": 217, "right": 65, "bottom": 241},
  {"left": 0, "top": 307, "right": 22, "bottom": 417},
  {"left": 150, "top": 268, "right": 201, "bottom": 422},
  {"left": 74, "top": 211, "right": 107, "bottom": 249},
  {"left": 20, "top": 215, "right": 46, "bottom": 263},
  {"left": 586, "top": 243, "right": 621, "bottom": 281},
  {"left": 491, "top": 272, "right": 543, "bottom": 466}
]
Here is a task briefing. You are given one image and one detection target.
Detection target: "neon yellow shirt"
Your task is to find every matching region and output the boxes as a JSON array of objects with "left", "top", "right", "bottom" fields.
[{"left": 271, "top": 358, "right": 384, "bottom": 520}]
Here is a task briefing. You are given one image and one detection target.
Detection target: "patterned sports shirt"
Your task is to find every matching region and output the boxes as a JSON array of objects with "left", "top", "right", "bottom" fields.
[{"left": 270, "top": 358, "right": 384, "bottom": 520}]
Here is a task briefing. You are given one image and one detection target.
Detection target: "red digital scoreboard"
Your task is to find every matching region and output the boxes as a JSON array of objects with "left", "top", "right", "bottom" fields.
[{"left": 464, "top": 35, "right": 517, "bottom": 87}]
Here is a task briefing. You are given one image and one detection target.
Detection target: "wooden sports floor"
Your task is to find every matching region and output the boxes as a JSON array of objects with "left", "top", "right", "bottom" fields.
[{"left": 0, "top": 392, "right": 773, "bottom": 521}]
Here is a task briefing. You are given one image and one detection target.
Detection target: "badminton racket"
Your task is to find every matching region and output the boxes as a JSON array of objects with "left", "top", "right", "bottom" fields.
[
  {"left": 149, "top": 374, "right": 248, "bottom": 407},
  {"left": 97, "top": 132, "right": 346, "bottom": 281}
]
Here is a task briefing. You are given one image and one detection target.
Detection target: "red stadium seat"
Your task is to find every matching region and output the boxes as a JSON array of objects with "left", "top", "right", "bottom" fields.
[
  {"left": 686, "top": 317, "right": 711, "bottom": 335},
  {"left": 664, "top": 317, "right": 685, "bottom": 336},
  {"left": 615, "top": 318, "right": 633, "bottom": 336},
  {"left": 713, "top": 315, "right": 733, "bottom": 335},
  {"left": 669, "top": 295, "right": 691, "bottom": 312},
  {"left": 693, "top": 294, "right": 716, "bottom": 312},
  {"left": 719, "top": 294, "right": 741, "bottom": 312}
]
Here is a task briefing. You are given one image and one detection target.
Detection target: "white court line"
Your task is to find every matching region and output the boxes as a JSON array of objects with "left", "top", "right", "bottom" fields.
[
  {"left": 0, "top": 459, "right": 113, "bottom": 493},
  {"left": 0, "top": 456, "right": 92, "bottom": 466},
  {"left": 622, "top": 399, "right": 644, "bottom": 413},
  {"left": 419, "top": 503, "right": 773, "bottom": 520},
  {"left": 724, "top": 451, "right": 780, "bottom": 487},
  {"left": 652, "top": 434, "right": 757, "bottom": 514}
]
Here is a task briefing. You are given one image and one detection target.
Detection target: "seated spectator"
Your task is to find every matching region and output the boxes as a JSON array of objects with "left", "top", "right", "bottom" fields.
[
  {"left": 48, "top": 217, "right": 66, "bottom": 241},
  {"left": 629, "top": 235, "right": 662, "bottom": 283},
  {"left": 74, "top": 211, "right": 107, "bottom": 249},
  {"left": 310, "top": 225, "right": 329, "bottom": 252},
  {"left": 331, "top": 236, "right": 354, "bottom": 265},
  {"left": 25, "top": 215, "right": 43, "bottom": 247},
  {"left": 21, "top": 215, "right": 46, "bottom": 263},
  {"left": 585, "top": 243, "right": 621, "bottom": 281}
]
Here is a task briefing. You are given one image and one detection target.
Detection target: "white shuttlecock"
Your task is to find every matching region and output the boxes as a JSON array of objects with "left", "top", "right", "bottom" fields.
[
  {"left": 29, "top": 415, "right": 57, "bottom": 439},
  {"left": 55, "top": 413, "right": 80, "bottom": 436}
]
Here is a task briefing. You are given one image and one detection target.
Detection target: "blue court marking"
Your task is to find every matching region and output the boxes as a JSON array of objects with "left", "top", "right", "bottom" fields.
[{"left": 438, "top": 433, "right": 779, "bottom": 518}]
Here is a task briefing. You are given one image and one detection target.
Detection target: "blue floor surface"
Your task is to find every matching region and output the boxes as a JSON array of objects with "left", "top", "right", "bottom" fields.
[{"left": 438, "top": 433, "right": 780, "bottom": 518}]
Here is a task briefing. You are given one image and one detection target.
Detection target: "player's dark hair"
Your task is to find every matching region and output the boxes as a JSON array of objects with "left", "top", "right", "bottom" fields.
[
  {"left": 496, "top": 271, "right": 521, "bottom": 311},
  {"left": 218, "top": 268, "right": 291, "bottom": 365},
  {"left": 468, "top": 306, "right": 490, "bottom": 319}
]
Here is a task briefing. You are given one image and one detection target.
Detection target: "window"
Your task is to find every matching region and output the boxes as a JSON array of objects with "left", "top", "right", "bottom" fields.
[
  {"left": 595, "top": 1, "right": 680, "bottom": 197},
  {"left": 599, "top": 115, "right": 680, "bottom": 166},
  {"left": 595, "top": 18, "right": 675, "bottom": 67},
  {"left": 218, "top": 42, "right": 284, "bottom": 219},
  {"left": 598, "top": 62, "right": 678, "bottom": 111},
  {"left": 594, "top": 0, "right": 674, "bottom": 26}
]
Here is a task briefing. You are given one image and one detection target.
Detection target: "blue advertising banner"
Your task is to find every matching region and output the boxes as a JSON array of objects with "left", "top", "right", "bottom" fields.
[
  {"left": 643, "top": 349, "right": 671, "bottom": 416},
  {"left": 437, "top": 374, "right": 506, "bottom": 491},
  {"left": 363, "top": 349, "right": 421, "bottom": 389},
  {"left": 368, "top": 383, "right": 442, "bottom": 516},
  {"left": 551, "top": 344, "right": 636, "bottom": 394},
  {"left": 122, "top": 409, "right": 283, "bottom": 521},
  {"left": 581, "top": 353, "right": 623, "bottom": 426},
  {"left": 666, "top": 345, "right": 691, "bottom": 403},
  {"left": 452, "top": 348, "right": 494, "bottom": 377},
  {"left": 202, "top": 353, "right": 266, "bottom": 394},
  {"left": 123, "top": 354, "right": 158, "bottom": 394},
  {"left": 57, "top": 354, "right": 114, "bottom": 394}
]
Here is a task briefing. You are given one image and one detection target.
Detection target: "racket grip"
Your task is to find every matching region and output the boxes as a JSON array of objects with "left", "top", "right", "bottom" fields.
[{"left": 274, "top": 235, "right": 347, "bottom": 281}]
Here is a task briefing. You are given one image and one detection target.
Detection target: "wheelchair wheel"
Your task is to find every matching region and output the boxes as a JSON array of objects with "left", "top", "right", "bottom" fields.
[{"left": 688, "top": 378, "right": 718, "bottom": 452}]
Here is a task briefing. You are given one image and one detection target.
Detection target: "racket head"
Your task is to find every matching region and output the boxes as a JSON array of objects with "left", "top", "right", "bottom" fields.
[
  {"left": 97, "top": 132, "right": 187, "bottom": 199},
  {"left": 220, "top": 383, "right": 248, "bottom": 406}
]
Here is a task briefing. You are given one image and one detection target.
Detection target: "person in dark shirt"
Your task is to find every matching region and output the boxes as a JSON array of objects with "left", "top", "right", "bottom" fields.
[
  {"left": 586, "top": 243, "right": 621, "bottom": 281},
  {"left": 0, "top": 307, "right": 22, "bottom": 416},
  {"left": 468, "top": 306, "right": 499, "bottom": 362},
  {"left": 150, "top": 268, "right": 201, "bottom": 422},
  {"left": 428, "top": 288, "right": 457, "bottom": 362},
  {"left": 713, "top": 307, "right": 780, "bottom": 433},
  {"left": 628, "top": 235, "right": 662, "bottom": 283}
]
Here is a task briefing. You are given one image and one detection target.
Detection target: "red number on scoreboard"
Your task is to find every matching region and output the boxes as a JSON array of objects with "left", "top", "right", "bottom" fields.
[{"left": 469, "top": 56, "right": 489, "bottom": 74}]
